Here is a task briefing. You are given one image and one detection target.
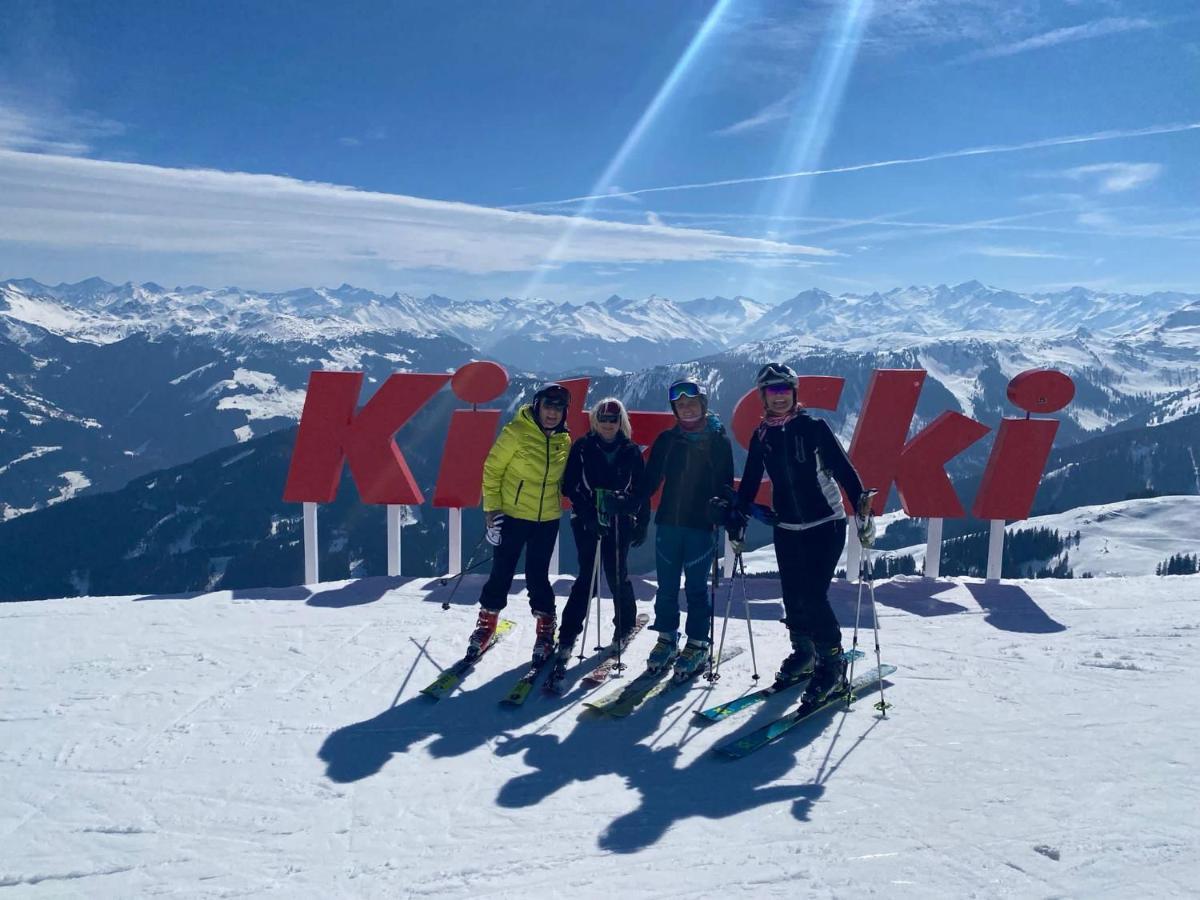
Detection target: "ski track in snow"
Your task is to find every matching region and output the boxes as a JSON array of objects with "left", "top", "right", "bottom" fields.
[{"left": 1, "top": 574, "right": 1198, "bottom": 897}]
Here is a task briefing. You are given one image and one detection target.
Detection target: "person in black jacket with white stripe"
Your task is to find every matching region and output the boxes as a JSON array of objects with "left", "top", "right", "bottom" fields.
[
  {"left": 736, "top": 362, "right": 875, "bottom": 703},
  {"left": 556, "top": 398, "right": 645, "bottom": 667}
]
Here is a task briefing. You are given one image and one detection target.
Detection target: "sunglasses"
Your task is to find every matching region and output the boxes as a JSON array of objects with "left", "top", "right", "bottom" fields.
[
  {"left": 668, "top": 382, "right": 703, "bottom": 402},
  {"left": 540, "top": 400, "right": 567, "bottom": 411},
  {"left": 597, "top": 414, "right": 621, "bottom": 423}
]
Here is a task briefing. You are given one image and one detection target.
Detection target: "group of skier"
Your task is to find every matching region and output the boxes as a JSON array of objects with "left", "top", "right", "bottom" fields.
[{"left": 464, "top": 363, "right": 875, "bottom": 706}]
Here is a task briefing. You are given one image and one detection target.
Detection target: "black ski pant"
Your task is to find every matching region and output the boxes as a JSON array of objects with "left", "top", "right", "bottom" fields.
[
  {"left": 559, "top": 517, "right": 637, "bottom": 646},
  {"left": 479, "top": 516, "right": 560, "bottom": 616},
  {"left": 773, "top": 518, "right": 847, "bottom": 649}
]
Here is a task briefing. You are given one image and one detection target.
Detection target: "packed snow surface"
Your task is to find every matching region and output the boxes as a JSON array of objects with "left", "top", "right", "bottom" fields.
[{"left": 2, "top": 573, "right": 1197, "bottom": 897}]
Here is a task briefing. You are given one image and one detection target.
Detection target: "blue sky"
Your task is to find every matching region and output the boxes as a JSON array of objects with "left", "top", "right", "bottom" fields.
[{"left": 1, "top": 0, "right": 1197, "bottom": 303}]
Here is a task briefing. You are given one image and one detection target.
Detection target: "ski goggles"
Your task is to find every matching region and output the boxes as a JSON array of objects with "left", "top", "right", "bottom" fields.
[
  {"left": 595, "top": 400, "right": 623, "bottom": 423},
  {"left": 667, "top": 381, "right": 704, "bottom": 402},
  {"left": 763, "top": 384, "right": 794, "bottom": 396}
]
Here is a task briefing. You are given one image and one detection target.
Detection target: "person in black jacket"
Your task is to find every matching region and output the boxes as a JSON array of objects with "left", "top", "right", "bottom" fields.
[
  {"left": 556, "top": 399, "right": 645, "bottom": 670},
  {"left": 736, "top": 362, "right": 875, "bottom": 703},
  {"left": 637, "top": 379, "right": 735, "bottom": 680}
]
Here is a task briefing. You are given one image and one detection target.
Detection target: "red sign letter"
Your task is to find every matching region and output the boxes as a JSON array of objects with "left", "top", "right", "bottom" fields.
[{"left": 283, "top": 371, "right": 449, "bottom": 504}]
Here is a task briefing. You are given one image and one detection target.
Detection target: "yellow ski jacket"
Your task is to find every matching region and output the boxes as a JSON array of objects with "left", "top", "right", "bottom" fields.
[{"left": 482, "top": 405, "right": 571, "bottom": 522}]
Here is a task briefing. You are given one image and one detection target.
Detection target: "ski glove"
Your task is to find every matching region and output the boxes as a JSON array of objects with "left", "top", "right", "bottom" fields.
[
  {"left": 749, "top": 503, "right": 779, "bottom": 527},
  {"left": 855, "top": 513, "right": 876, "bottom": 548},
  {"left": 485, "top": 511, "right": 504, "bottom": 546},
  {"left": 854, "top": 490, "right": 877, "bottom": 548},
  {"left": 600, "top": 490, "right": 638, "bottom": 516},
  {"left": 728, "top": 521, "right": 747, "bottom": 553},
  {"left": 630, "top": 516, "right": 649, "bottom": 548}
]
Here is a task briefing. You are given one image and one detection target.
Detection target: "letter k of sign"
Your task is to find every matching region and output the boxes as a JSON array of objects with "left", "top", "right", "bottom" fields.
[{"left": 283, "top": 371, "right": 450, "bottom": 505}]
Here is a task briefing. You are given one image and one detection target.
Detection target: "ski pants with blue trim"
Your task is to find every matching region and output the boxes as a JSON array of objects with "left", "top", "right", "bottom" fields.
[{"left": 650, "top": 523, "right": 716, "bottom": 642}]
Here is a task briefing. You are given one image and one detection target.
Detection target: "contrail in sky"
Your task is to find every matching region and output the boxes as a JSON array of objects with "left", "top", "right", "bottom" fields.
[{"left": 510, "top": 121, "right": 1200, "bottom": 210}]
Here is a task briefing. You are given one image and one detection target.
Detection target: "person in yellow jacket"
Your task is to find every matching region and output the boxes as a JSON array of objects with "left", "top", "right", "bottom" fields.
[{"left": 467, "top": 383, "right": 572, "bottom": 661}]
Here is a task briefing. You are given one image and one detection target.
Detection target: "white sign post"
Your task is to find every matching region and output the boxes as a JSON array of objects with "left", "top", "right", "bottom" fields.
[
  {"left": 303, "top": 502, "right": 319, "bottom": 584},
  {"left": 386, "top": 505, "right": 404, "bottom": 577},
  {"left": 924, "top": 517, "right": 943, "bottom": 580},
  {"left": 447, "top": 508, "right": 463, "bottom": 576},
  {"left": 985, "top": 519, "right": 1005, "bottom": 582},
  {"left": 845, "top": 528, "right": 862, "bottom": 581}
]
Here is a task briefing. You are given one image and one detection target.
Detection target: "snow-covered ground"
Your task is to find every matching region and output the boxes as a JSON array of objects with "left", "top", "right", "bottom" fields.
[{"left": 2, "top": 573, "right": 1197, "bottom": 897}]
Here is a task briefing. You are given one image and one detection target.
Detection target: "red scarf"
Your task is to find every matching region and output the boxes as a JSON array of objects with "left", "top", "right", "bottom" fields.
[{"left": 755, "top": 409, "right": 798, "bottom": 441}]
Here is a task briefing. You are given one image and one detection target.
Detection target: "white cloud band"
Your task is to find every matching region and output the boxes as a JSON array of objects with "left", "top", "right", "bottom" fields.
[{"left": 0, "top": 150, "right": 831, "bottom": 275}]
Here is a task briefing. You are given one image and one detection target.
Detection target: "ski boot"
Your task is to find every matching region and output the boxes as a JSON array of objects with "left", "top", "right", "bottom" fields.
[
  {"left": 467, "top": 608, "right": 500, "bottom": 657},
  {"left": 672, "top": 638, "right": 711, "bottom": 682},
  {"left": 531, "top": 610, "right": 557, "bottom": 663},
  {"left": 775, "top": 632, "right": 816, "bottom": 686},
  {"left": 802, "top": 644, "right": 848, "bottom": 704},
  {"left": 545, "top": 642, "right": 573, "bottom": 692},
  {"left": 645, "top": 633, "right": 679, "bottom": 674}
]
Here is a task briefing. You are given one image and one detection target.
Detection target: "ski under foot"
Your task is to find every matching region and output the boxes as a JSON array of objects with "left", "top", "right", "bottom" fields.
[
  {"left": 419, "top": 620, "right": 516, "bottom": 701},
  {"left": 585, "top": 645, "right": 745, "bottom": 719},
  {"left": 694, "top": 649, "right": 865, "bottom": 724},
  {"left": 714, "top": 664, "right": 897, "bottom": 759},
  {"left": 543, "top": 612, "right": 651, "bottom": 697},
  {"left": 579, "top": 613, "right": 651, "bottom": 687},
  {"left": 500, "top": 644, "right": 558, "bottom": 707}
]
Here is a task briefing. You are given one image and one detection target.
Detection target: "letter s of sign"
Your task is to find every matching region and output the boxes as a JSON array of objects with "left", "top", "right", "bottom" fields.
[{"left": 283, "top": 370, "right": 450, "bottom": 505}]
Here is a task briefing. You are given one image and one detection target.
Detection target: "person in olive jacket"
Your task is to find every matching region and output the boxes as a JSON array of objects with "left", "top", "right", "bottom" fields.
[
  {"left": 637, "top": 379, "right": 734, "bottom": 681},
  {"left": 467, "top": 383, "right": 572, "bottom": 662},
  {"left": 556, "top": 398, "right": 645, "bottom": 666}
]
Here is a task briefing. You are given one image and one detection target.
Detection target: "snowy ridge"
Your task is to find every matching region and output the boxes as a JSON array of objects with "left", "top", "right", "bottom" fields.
[
  {"left": 5, "top": 276, "right": 1198, "bottom": 358},
  {"left": 741, "top": 496, "right": 1200, "bottom": 579},
  {"left": 2, "top": 573, "right": 1195, "bottom": 895}
]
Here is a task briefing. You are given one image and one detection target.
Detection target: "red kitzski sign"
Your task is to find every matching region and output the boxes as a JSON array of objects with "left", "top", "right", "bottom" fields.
[{"left": 283, "top": 361, "right": 1075, "bottom": 520}]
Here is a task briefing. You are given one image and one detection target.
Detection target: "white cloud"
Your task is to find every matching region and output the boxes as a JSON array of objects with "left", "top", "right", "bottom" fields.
[
  {"left": 958, "top": 16, "right": 1156, "bottom": 62},
  {"left": 973, "top": 246, "right": 1078, "bottom": 260},
  {"left": 0, "top": 150, "right": 831, "bottom": 276},
  {"left": 0, "top": 98, "right": 124, "bottom": 155},
  {"left": 1061, "top": 162, "right": 1164, "bottom": 193},
  {"left": 514, "top": 122, "right": 1198, "bottom": 209},
  {"left": 715, "top": 89, "right": 800, "bottom": 137}
]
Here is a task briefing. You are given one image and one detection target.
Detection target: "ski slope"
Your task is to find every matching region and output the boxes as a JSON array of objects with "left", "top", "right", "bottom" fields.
[
  {"left": 742, "top": 496, "right": 1200, "bottom": 579},
  {"left": 2, "top": 572, "right": 1197, "bottom": 897}
]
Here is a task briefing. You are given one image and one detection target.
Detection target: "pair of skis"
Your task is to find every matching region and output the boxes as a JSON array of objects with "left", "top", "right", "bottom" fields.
[
  {"left": 419, "top": 619, "right": 517, "bottom": 700},
  {"left": 544, "top": 612, "right": 650, "bottom": 697},
  {"left": 705, "top": 664, "right": 897, "bottom": 759},
  {"left": 584, "top": 645, "right": 746, "bottom": 718},
  {"left": 418, "top": 613, "right": 649, "bottom": 705}
]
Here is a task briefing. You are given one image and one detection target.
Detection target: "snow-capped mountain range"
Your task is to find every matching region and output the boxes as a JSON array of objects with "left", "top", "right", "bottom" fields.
[
  {"left": 2, "top": 275, "right": 1198, "bottom": 523},
  {"left": 5, "top": 277, "right": 1197, "bottom": 368}
]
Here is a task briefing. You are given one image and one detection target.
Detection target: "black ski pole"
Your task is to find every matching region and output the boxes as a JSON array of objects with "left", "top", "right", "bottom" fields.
[
  {"left": 577, "top": 533, "right": 602, "bottom": 662},
  {"left": 611, "top": 514, "right": 625, "bottom": 679},
  {"left": 737, "top": 551, "right": 760, "bottom": 682},
  {"left": 863, "top": 542, "right": 890, "bottom": 717},
  {"left": 440, "top": 530, "right": 490, "bottom": 610},
  {"left": 710, "top": 539, "right": 736, "bottom": 683},
  {"left": 705, "top": 528, "right": 721, "bottom": 682}
]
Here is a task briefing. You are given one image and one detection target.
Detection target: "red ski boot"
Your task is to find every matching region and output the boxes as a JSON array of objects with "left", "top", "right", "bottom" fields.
[
  {"left": 532, "top": 611, "right": 557, "bottom": 663},
  {"left": 467, "top": 608, "right": 500, "bottom": 657}
]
